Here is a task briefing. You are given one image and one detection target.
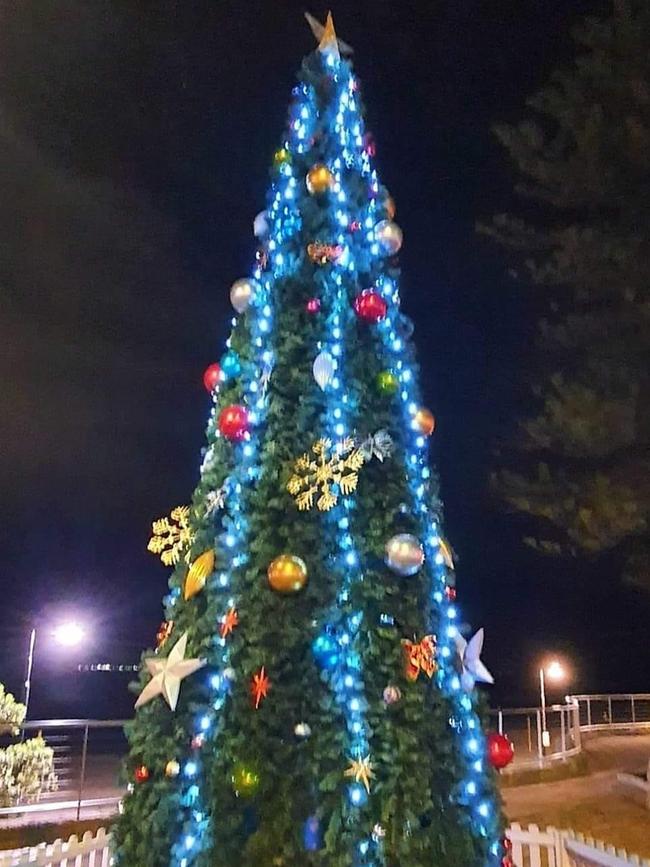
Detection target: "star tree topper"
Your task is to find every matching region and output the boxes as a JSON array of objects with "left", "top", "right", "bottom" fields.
[
  {"left": 305, "top": 11, "right": 353, "bottom": 59},
  {"left": 135, "top": 632, "right": 206, "bottom": 711},
  {"left": 455, "top": 628, "right": 494, "bottom": 691}
]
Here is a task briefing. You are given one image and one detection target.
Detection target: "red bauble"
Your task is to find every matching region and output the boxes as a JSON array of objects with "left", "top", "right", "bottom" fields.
[
  {"left": 353, "top": 290, "right": 387, "bottom": 323},
  {"left": 487, "top": 732, "right": 515, "bottom": 770},
  {"left": 306, "top": 297, "right": 321, "bottom": 314},
  {"left": 134, "top": 765, "right": 149, "bottom": 783},
  {"left": 218, "top": 405, "right": 249, "bottom": 441},
  {"left": 444, "top": 586, "right": 457, "bottom": 601},
  {"left": 350, "top": 220, "right": 362, "bottom": 232},
  {"left": 364, "top": 133, "right": 377, "bottom": 157},
  {"left": 203, "top": 363, "right": 222, "bottom": 393}
]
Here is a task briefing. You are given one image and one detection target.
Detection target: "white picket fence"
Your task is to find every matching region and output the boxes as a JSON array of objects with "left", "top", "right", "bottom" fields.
[
  {"left": 507, "top": 823, "right": 650, "bottom": 867},
  {"left": 0, "top": 828, "right": 111, "bottom": 866},
  {"left": 0, "top": 824, "right": 648, "bottom": 866}
]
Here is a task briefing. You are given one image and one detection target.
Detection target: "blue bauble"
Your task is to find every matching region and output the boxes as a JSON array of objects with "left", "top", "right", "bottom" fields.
[
  {"left": 303, "top": 815, "right": 322, "bottom": 851},
  {"left": 312, "top": 634, "right": 339, "bottom": 670},
  {"left": 220, "top": 350, "right": 241, "bottom": 379}
]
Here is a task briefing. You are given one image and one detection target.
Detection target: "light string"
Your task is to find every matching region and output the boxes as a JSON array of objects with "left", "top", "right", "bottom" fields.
[{"left": 168, "top": 123, "right": 306, "bottom": 866}]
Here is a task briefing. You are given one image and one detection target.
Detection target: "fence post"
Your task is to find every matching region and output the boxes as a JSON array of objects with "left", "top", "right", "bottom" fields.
[
  {"left": 560, "top": 707, "right": 567, "bottom": 757},
  {"left": 77, "top": 723, "right": 89, "bottom": 822},
  {"left": 631, "top": 695, "right": 636, "bottom": 724},
  {"left": 498, "top": 709, "right": 504, "bottom": 735},
  {"left": 536, "top": 709, "right": 544, "bottom": 767},
  {"left": 587, "top": 697, "right": 592, "bottom": 728},
  {"left": 527, "top": 714, "right": 532, "bottom": 753},
  {"left": 607, "top": 695, "right": 613, "bottom": 724}
]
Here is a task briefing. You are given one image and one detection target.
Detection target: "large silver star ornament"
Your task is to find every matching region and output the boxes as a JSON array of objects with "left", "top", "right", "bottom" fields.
[
  {"left": 455, "top": 628, "right": 494, "bottom": 692},
  {"left": 135, "top": 632, "right": 206, "bottom": 711}
]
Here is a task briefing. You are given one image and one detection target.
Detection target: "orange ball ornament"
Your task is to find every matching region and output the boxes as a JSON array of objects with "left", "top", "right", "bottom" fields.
[
  {"left": 413, "top": 407, "right": 435, "bottom": 436},
  {"left": 385, "top": 196, "right": 396, "bottom": 220},
  {"left": 306, "top": 164, "right": 334, "bottom": 195},
  {"left": 267, "top": 554, "right": 308, "bottom": 594}
]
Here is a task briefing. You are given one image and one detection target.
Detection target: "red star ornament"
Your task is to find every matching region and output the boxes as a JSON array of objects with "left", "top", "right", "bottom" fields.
[
  {"left": 251, "top": 667, "right": 270, "bottom": 709},
  {"left": 220, "top": 607, "right": 239, "bottom": 639}
]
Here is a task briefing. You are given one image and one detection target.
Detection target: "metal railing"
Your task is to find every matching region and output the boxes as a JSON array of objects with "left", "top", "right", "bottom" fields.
[
  {"left": 0, "top": 719, "right": 128, "bottom": 824},
  {"left": 1, "top": 695, "right": 649, "bottom": 819},
  {"left": 568, "top": 694, "right": 650, "bottom": 733},
  {"left": 490, "top": 703, "right": 582, "bottom": 773}
]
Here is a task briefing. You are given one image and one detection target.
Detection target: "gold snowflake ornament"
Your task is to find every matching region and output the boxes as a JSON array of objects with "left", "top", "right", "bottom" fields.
[
  {"left": 147, "top": 506, "right": 195, "bottom": 566},
  {"left": 287, "top": 438, "right": 365, "bottom": 511}
]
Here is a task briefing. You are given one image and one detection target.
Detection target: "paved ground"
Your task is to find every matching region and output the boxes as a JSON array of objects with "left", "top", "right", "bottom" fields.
[
  {"left": 504, "top": 734, "right": 650, "bottom": 857},
  {"left": 504, "top": 733, "right": 650, "bottom": 816}
]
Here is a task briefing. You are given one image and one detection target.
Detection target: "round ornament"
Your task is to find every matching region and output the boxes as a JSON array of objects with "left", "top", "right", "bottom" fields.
[
  {"left": 203, "top": 363, "right": 221, "bottom": 393},
  {"left": 134, "top": 765, "right": 149, "bottom": 784},
  {"left": 306, "top": 297, "right": 321, "bottom": 314},
  {"left": 376, "top": 370, "right": 399, "bottom": 395},
  {"left": 375, "top": 219, "right": 403, "bottom": 255},
  {"left": 353, "top": 290, "right": 387, "bottom": 323},
  {"left": 165, "top": 760, "right": 180, "bottom": 778},
  {"left": 413, "top": 407, "right": 435, "bottom": 436},
  {"left": 383, "top": 685, "right": 402, "bottom": 706},
  {"left": 267, "top": 554, "right": 308, "bottom": 593},
  {"left": 230, "top": 278, "right": 258, "bottom": 314},
  {"left": 487, "top": 732, "right": 515, "bottom": 770},
  {"left": 231, "top": 762, "right": 260, "bottom": 797},
  {"left": 220, "top": 350, "right": 241, "bottom": 379},
  {"left": 385, "top": 196, "right": 396, "bottom": 220},
  {"left": 385, "top": 533, "right": 425, "bottom": 577},
  {"left": 218, "top": 405, "right": 249, "bottom": 441},
  {"left": 273, "top": 147, "right": 291, "bottom": 167},
  {"left": 253, "top": 210, "right": 268, "bottom": 239},
  {"left": 313, "top": 351, "right": 335, "bottom": 391},
  {"left": 306, "top": 164, "right": 334, "bottom": 195},
  {"left": 294, "top": 722, "right": 312, "bottom": 739}
]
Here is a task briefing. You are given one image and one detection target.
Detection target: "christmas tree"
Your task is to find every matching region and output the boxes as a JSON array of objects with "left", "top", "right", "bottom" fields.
[{"left": 114, "top": 15, "right": 507, "bottom": 867}]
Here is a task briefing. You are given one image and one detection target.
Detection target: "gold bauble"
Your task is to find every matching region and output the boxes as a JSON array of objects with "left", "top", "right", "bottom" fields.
[
  {"left": 385, "top": 196, "right": 396, "bottom": 220},
  {"left": 413, "top": 407, "right": 435, "bottom": 437},
  {"left": 184, "top": 549, "right": 215, "bottom": 600},
  {"left": 273, "top": 147, "right": 291, "bottom": 167},
  {"left": 165, "top": 760, "right": 180, "bottom": 778},
  {"left": 267, "top": 554, "right": 308, "bottom": 594},
  {"left": 306, "top": 164, "right": 334, "bottom": 195}
]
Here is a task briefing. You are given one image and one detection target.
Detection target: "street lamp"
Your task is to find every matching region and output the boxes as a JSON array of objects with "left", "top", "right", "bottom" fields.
[
  {"left": 539, "top": 658, "right": 567, "bottom": 749},
  {"left": 23, "top": 621, "right": 86, "bottom": 719}
]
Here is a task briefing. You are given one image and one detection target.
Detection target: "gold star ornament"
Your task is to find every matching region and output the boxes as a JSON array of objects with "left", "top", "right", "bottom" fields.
[
  {"left": 305, "top": 11, "right": 353, "bottom": 59},
  {"left": 344, "top": 755, "right": 375, "bottom": 794},
  {"left": 135, "top": 632, "right": 206, "bottom": 712}
]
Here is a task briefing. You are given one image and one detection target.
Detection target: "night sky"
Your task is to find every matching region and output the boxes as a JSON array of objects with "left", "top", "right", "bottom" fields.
[{"left": 1, "top": 0, "right": 648, "bottom": 720}]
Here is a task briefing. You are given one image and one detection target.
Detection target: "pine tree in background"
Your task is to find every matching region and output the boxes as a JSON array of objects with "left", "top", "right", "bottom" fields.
[
  {"left": 114, "top": 15, "right": 507, "bottom": 867},
  {"left": 482, "top": 0, "right": 650, "bottom": 590}
]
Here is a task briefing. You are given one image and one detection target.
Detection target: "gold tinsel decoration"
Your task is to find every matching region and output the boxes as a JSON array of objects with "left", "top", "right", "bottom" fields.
[
  {"left": 148, "top": 506, "right": 195, "bottom": 566},
  {"left": 287, "top": 438, "right": 365, "bottom": 512}
]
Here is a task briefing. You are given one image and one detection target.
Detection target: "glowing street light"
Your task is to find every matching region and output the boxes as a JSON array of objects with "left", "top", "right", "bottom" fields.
[
  {"left": 23, "top": 620, "right": 87, "bottom": 719},
  {"left": 52, "top": 621, "right": 85, "bottom": 647},
  {"left": 539, "top": 658, "right": 568, "bottom": 749}
]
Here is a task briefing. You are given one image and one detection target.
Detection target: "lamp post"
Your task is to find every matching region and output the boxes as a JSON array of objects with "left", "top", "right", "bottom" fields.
[
  {"left": 539, "top": 659, "right": 566, "bottom": 750},
  {"left": 23, "top": 621, "right": 86, "bottom": 720}
]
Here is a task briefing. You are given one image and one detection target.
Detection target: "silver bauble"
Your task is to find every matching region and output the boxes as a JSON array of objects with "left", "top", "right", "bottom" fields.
[
  {"left": 375, "top": 219, "right": 403, "bottom": 255},
  {"left": 313, "top": 351, "right": 335, "bottom": 390},
  {"left": 385, "top": 533, "right": 424, "bottom": 576},
  {"left": 230, "top": 278, "right": 258, "bottom": 314},
  {"left": 382, "top": 684, "right": 402, "bottom": 705},
  {"left": 253, "top": 210, "right": 269, "bottom": 239},
  {"left": 294, "top": 722, "right": 312, "bottom": 738}
]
